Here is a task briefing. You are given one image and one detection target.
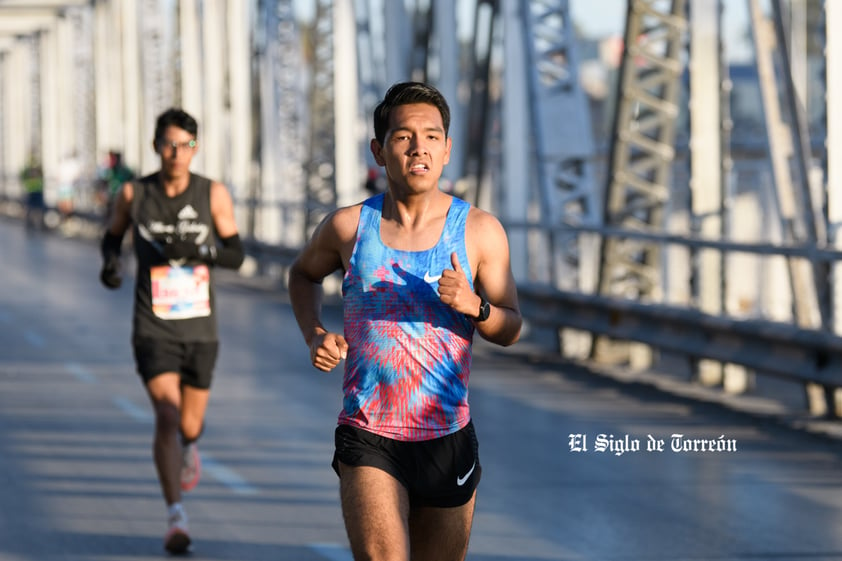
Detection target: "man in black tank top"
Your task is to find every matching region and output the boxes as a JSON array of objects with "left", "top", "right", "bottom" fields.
[{"left": 98, "top": 108, "right": 245, "bottom": 555}]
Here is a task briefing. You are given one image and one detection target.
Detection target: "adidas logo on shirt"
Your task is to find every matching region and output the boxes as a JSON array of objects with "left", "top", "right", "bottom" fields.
[{"left": 177, "top": 205, "right": 199, "bottom": 220}]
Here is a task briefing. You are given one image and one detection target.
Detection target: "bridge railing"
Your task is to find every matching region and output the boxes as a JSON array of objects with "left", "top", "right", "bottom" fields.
[
  {"left": 507, "top": 220, "right": 842, "bottom": 416},
  {"left": 518, "top": 283, "right": 842, "bottom": 388},
  {"left": 3, "top": 191, "right": 841, "bottom": 417}
]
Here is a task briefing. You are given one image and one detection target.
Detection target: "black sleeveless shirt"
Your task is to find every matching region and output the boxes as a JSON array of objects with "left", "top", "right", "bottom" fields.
[{"left": 130, "top": 172, "right": 217, "bottom": 342}]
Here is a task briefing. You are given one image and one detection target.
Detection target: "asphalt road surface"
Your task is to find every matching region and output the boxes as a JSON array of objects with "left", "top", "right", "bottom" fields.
[{"left": 3, "top": 217, "right": 842, "bottom": 561}]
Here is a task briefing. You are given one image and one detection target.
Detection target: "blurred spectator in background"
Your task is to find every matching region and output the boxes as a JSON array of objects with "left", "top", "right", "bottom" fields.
[
  {"left": 363, "top": 165, "right": 385, "bottom": 195},
  {"left": 20, "top": 158, "right": 44, "bottom": 230},
  {"left": 57, "top": 151, "right": 81, "bottom": 217},
  {"left": 96, "top": 150, "right": 134, "bottom": 221}
]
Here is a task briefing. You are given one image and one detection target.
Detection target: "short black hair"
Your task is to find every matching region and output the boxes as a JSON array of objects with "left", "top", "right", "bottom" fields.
[
  {"left": 154, "top": 108, "right": 198, "bottom": 142},
  {"left": 372, "top": 82, "right": 450, "bottom": 145}
]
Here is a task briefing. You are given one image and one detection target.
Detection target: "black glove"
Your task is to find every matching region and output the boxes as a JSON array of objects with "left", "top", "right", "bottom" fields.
[
  {"left": 163, "top": 239, "right": 201, "bottom": 261},
  {"left": 100, "top": 255, "right": 122, "bottom": 289}
]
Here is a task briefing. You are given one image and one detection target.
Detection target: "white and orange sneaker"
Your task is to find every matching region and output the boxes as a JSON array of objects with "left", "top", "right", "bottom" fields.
[
  {"left": 180, "top": 442, "right": 201, "bottom": 492},
  {"left": 164, "top": 505, "right": 191, "bottom": 554}
]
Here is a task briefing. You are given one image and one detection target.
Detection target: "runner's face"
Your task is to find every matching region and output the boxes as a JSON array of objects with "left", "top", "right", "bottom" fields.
[
  {"left": 155, "top": 126, "right": 197, "bottom": 178},
  {"left": 371, "top": 103, "right": 451, "bottom": 195}
]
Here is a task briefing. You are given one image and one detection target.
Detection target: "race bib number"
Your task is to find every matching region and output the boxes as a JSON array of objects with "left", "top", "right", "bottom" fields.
[{"left": 150, "top": 264, "right": 211, "bottom": 320}]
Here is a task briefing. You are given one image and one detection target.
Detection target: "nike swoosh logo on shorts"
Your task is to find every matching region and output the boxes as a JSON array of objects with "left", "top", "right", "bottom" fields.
[
  {"left": 424, "top": 272, "right": 442, "bottom": 283},
  {"left": 457, "top": 461, "right": 476, "bottom": 486}
]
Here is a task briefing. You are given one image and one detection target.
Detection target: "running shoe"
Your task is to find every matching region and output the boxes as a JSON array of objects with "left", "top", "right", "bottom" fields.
[
  {"left": 181, "top": 442, "right": 201, "bottom": 492},
  {"left": 163, "top": 509, "right": 191, "bottom": 554}
]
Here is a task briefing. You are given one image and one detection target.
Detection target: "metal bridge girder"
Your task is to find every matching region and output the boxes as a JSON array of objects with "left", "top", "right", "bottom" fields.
[
  {"left": 255, "top": 0, "right": 306, "bottom": 244},
  {"left": 303, "top": 0, "right": 337, "bottom": 239},
  {"left": 598, "top": 0, "right": 689, "bottom": 302},
  {"left": 520, "top": 0, "right": 598, "bottom": 290}
]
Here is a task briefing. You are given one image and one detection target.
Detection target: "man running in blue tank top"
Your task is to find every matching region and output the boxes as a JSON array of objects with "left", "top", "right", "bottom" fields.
[{"left": 289, "top": 81, "right": 522, "bottom": 561}]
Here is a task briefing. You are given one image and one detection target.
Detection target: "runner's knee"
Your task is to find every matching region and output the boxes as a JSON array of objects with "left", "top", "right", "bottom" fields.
[
  {"left": 180, "top": 420, "right": 204, "bottom": 444},
  {"left": 153, "top": 401, "right": 181, "bottom": 433}
]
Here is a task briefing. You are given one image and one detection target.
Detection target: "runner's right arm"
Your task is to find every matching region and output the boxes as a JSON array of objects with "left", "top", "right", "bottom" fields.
[
  {"left": 288, "top": 207, "right": 357, "bottom": 371},
  {"left": 99, "top": 182, "right": 134, "bottom": 290}
]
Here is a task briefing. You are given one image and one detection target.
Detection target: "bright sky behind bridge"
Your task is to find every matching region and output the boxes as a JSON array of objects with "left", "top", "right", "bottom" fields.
[{"left": 291, "top": 0, "right": 754, "bottom": 62}]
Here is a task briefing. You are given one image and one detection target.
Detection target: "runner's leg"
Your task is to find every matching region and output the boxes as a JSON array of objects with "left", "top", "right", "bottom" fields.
[
  {"left": 337, "top": 462, "right": 411, "bottom": 561},
  {"left": 178, "top": 384, "right": 209, "bottom": 492},
  {"left": 408, "top": 492, "right": 476, "bottom": 561},
  {"left": 180, "top": 385, "right": 210, "bottom": 443},
  {"left": 145, "top": 372, "right": 183, "bottom": 505}
]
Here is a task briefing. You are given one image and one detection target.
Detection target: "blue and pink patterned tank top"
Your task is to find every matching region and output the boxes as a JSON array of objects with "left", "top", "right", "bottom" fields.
[{"left": 340, "top": 193, "right": 475, "bottom": 441}]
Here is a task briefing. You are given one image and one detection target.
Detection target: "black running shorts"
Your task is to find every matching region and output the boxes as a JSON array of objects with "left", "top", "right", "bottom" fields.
[
  {"left": 332, "top": 420, "right": 481, "bottom": 508},
  {"left": 132, "top": 337, "right": 218, "bottom": 389}
]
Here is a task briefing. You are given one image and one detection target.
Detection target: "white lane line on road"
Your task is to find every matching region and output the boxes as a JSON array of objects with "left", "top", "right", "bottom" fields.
[
  {"left": 113, "top": 396, "right": 153, "bottom": 423},
  {"left": 24, "top": 330, "right": 46, "bottom": 348},
  {"left": 309, "top": 543, "right": 354, "bottom": 561},
  {"left": 111, "top": 395, "right": 259, "bottom": 495},
  {"left": 65, "top": 362, "right": 96, "bottom": 383},
  {"left": 201, "top": 455, "right": 259, "bottom": 496}
]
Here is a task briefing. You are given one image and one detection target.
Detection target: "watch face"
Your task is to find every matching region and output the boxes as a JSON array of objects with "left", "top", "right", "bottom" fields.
[{"left": 478, "top": 299, "right": 491, "bottom": 321}]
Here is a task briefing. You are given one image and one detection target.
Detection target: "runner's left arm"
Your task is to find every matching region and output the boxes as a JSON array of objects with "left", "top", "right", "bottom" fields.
[{"left": 466, "top": 210, "right": 522, "bottom": 346}]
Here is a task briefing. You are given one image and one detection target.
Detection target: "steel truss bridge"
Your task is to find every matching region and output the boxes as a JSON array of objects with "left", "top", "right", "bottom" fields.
[{"left": 2, "top": 0, "right": 841, "bottom": 417}]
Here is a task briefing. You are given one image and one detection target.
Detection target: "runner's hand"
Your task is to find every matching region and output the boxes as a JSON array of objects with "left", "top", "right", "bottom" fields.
[
  {"left": 309, "top": 331, "right": 348, "bottom": 372},
  {"left": 437, "top": 252, "right": 480, "bottom": 316},
  {"left": 99, "top": 256, "right": 122, "bottom": 289}
]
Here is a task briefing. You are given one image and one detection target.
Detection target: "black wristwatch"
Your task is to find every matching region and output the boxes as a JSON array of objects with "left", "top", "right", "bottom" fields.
[
  {"left": 198, "top": 244, "right": 217, "bottom": 261},
  {"left": 474, "top": 296, "right": 491, "bottom": 322}
]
